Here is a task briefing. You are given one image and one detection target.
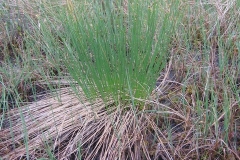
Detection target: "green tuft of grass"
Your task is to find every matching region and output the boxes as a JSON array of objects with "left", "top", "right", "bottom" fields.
[{"left": 45, "top": 0, "right": 182, "bottom": 105}]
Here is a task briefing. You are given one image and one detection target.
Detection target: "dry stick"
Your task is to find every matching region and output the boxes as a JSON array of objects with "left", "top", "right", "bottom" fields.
[
  {"left": 152, "top": 54, "right": 173, "bottom": 96},
  {"left": 219, "top": 138, "right": 240, "bottom": 160},
  {"left": 149, "top": 120, "right": 173, "bottom": 160}
]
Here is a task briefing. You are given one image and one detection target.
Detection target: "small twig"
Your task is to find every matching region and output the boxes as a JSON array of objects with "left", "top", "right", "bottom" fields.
[{"left": 152, "top": 54, "right": 173, "bottom": 96}]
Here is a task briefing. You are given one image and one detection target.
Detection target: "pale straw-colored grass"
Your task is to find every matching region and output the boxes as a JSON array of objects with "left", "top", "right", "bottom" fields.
[{"left": 0, "top": 85, "right": 173, "bottom": 159}]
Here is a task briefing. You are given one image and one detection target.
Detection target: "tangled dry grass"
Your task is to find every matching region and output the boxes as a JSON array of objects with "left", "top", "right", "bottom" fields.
[
  {"left": 1, "top": 59, "right": 240, "bottom": 159},
  {"left": 0, "top": 85, "right": 189, "bottom": 159}
]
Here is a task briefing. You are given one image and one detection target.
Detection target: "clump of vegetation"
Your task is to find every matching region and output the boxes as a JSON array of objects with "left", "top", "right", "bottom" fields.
[
  {"left": 40, "top": 0, "right": 181, "bottom": 106},
  {"left": 0, "top": 0, "right": 240, "bottom": 159}
]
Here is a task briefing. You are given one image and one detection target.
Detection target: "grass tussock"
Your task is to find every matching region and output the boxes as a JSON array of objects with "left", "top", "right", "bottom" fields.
[{"left": 0, "top": 0, "right": 240, "bottom": 159}]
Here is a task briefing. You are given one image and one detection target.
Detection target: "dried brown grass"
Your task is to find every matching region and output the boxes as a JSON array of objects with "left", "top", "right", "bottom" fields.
[
  {"left": 1, "top": 59, "right": 239, "bottom": 159},
  {"left": 0, "top": 85, "right": 184, "bottom": 159}
]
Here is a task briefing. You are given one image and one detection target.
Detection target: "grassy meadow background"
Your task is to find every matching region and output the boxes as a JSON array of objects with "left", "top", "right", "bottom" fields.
[{"left": 0, "top": 0, "right": 240, "bottom": 159}]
